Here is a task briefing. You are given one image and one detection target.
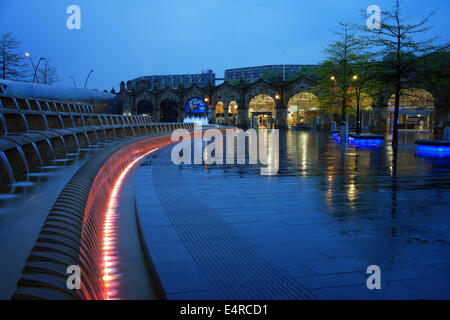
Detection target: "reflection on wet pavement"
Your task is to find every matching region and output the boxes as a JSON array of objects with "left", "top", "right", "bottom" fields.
[{"left": 175, "top": 131, "right": 450, "bottom": 299}]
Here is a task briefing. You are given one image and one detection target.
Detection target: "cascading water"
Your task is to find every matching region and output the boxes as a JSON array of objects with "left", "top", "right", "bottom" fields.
[
  {"left": 20, "top": 114, "right": 29, "bottom": 131},
  {"left": 57, "top": 114, "right": 64, "bottom": 128},
  {"left": 0, "top": 114, "right": 7, "bottom": 135},
  {"left": 59, "top": 136, "right": 68, "bottom": 155},
  {"left": 72, "top": 134, "right": 81, "bottom": 152},
  {"left": 0, "top": 151, "right": 15, "bottom": 185},
  {"left": 41, "top": 114, "right": 50, "bottom": 130},
  {"left": 16, "top": 146, "right": 30, "bottom": 176},
  {"left": 45, "top": 138, "right": 56, "bottom": 160},
  {"left": 83, "top": 132, "right": 91, "bottom": 146},
  {"left": 91, "top": 130, "right": 100, "bottom": 144},
  {"left": 183, "top": 115, "right": 209, "bottom": 126},
  {"left": 69, "top": 115, "right": 76, "bottom": 128},
  {"left": 31, "top": 142, "right": 44, "bottom": 167}
]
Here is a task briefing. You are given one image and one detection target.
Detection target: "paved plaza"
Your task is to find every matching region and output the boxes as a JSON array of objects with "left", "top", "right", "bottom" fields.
[{"left": 136, "top": 131, "right": 450, "bottom": 300}]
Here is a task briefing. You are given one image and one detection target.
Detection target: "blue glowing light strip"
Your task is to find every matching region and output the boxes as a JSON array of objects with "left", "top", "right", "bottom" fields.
[
  {"left": 416, "top": 145, "right": 450, "bottom": 157},
  {"left": 348, "top": 137, "right": 384, "bottom": 147}
]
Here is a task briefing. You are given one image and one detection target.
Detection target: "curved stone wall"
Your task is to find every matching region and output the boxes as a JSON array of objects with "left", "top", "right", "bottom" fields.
[{"left": 11, "top": 127, "right": 194, "bottom": 300}]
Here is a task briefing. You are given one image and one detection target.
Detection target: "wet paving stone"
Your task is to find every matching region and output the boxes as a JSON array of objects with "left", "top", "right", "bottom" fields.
[{"left": 135, "top": 131, "right": 450, "bottom": 299}]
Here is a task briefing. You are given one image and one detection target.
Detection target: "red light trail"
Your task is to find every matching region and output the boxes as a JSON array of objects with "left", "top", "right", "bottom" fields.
[{"left": 102, "top": 148, "right": 159, "bottom": 299}]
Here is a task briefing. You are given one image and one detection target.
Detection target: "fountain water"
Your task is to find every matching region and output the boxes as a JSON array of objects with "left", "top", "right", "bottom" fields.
[
  {"left": 83, "top": 132, "right": 91, "bottom": 146},
  {"left": 0, "top": 114, "right": 7, "bottom": 135},
  {"left": 183, "top": 115, "right": 209, "bottom": 126},
  {"left": 57, "top": 114, "right": 64, "bottom": 128},
  {"left": 69, "top": 115, "right": 76, "bottom": 128},
  {"left": 72, "top": 134, "right": 81, "bottom": 152},
  {"left": 45, "top": 139, "right": 56, "bottom": 160},
  {"left": 20, "top": 113, "right": 29, "bottom": 131},
  {"left": 16, "top": 146, "right": 30, "bottom": 176},
  {"left": 16, "top": 146, "right": 30, "bottom": 174},
  {"left": 31, "top": 142, "right": 44, "bottom": 167},
  {"left": 41, "top": 114, "right": 50, "bottom": 130},
  {"left": 59, "top": 136, "right": 68, "bottom": 155},
  {"left": 0, "top": 151, "right": 15, "bottom": 185}
]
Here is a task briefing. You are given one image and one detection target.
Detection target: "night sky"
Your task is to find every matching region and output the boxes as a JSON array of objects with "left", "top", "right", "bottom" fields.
[{"left": 1, "top": 0, "right": 449, "bottom": 91}]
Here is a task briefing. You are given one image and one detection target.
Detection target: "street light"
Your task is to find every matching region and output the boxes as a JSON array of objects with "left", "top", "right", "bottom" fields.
[
  {"left": 25, "top": 53, "right": 45, "bottom": 83},
  {"left": 352, "top": 74, "right": 361, "bottom": 134},
  {"left": 84, "top": 70, "right": 94, "bottom": 88},
  {"left": 331, "top": 76, "right": 338, "bottom": 113},
  {"left": 69, "top": 76, "right": 78, "bottom": 88}
]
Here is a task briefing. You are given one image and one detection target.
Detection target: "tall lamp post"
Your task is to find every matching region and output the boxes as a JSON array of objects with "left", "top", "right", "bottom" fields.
[
  {"left": 25, "top": 53, "right": 45, "bottom": 83},
  {"left": 352, "top": 75, "right": 361, "bottom": 134},
  {"left": 204, "top": 96, "right": 210, "bottom": 123},
  {"left": 275, "top": 94, "right": 281, "bottom": 129},
  {"left": 84, "top": 70, "right": 94, "bottom": 88},
  {"left": 69, "top": 76, "right": 78, "bottom": 88},
  {"left": 331, "top": 76, "right": 338, "bottom": 119}
]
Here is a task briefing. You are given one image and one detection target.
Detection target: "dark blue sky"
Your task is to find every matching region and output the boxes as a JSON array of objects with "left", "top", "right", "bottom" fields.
[{"left": 1, "top": 0, "right": 449, "bottom": 91}]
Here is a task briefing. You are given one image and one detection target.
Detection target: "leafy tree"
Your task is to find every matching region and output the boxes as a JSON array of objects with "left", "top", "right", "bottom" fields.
[
  {"left": 313, "top": 23, "right": 366, "bottom": 121},
  {"left": 227, "top": 79, "right": 250, "bottom": 86},
  {"left": 288, "top": 66, "right": 318, "bottom": 81},
  {"left": 262, "top": 70, "right": 283, "bottom": 83},
  {"left": 0, "top": 32, "right": 27, "bottom": 80},
  {"left": 347, "top": 59, "right": 379, "bottom": 133},
  {"left": 366, "top": 0, "right": 449, "bottom": 145},
  {"left": 262, "top": 67, "right": 318, "bottom": 83}
]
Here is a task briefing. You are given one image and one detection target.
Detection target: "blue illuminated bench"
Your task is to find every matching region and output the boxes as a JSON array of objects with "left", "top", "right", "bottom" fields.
[
  {"left": 349, "top": 134, "right": 385, "bottom": 140},
  {"left": 416, "top": 140, "right": 450, "bottom": 157},
  {"left": 348, "top": 134, "right": 384, "bottom": 147},
  {"left": 331, "top": 130, "right": 340, "bottom": 137}
]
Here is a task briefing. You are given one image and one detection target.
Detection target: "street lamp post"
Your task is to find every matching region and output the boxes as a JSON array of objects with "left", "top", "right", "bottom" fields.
[
  {"left": 352, "top": 75, "right": 361, "bottom": 135},
  {"left": 274, "top": 94, "right": 281, "bottom": 129},
  {"left": 25, "top": 53, "right": 45, "bottom": 83},
  {"left": 331, "top": 76, "right": 338, "bottom": 118},
  {"left": 69, "top": 76, "right": 78, "bottom": 88},
  {"left": 84, "top": 70, "right": 94, "bottom": 88}
]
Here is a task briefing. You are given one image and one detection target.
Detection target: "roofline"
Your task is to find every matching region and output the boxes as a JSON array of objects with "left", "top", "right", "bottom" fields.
[{"left": 225, "top": 64, "right": 318, "bottom": 72}]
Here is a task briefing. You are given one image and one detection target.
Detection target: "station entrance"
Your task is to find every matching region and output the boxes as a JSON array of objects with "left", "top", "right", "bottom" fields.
[{"left": 250, "top": 112, "right": 274, "bottom": 129}]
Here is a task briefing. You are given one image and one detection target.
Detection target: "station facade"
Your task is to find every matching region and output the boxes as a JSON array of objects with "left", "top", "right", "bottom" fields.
[{"left": 118, "top": 66, "right": 448, "bottom": 134}]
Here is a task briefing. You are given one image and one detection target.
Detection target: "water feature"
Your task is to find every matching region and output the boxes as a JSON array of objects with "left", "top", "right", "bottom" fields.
[
  {"left": 183, "top": 115, "right": 209, "bottom": 126},
  {"left": 20, "top": 114, "right": 29, "bottom": 131},
  {"left": 41, "top": 114, "right": 50, "bottom": 130},
  {"left": 0, "top": 114, "right": 7, "bottom": 135},
  {"left": 83, "top": 132, "right": 91, "bottom": 146},
  {"left": 59, "top": 136, "right": 68, "bottom": 156},
  {"left": 0, "top": 151, "right": 15, "bottom": 185},
  {"left": 69, "top": 115, "right": 76, "bottom": 128},
  {"left": 16, "top": 146, "right": 30, "bottom": 176},
  {"left": 31, "top": 142, "right": 44, "bottom": 167},
  {"left": 72, "top": 133, "right": 81, "bottom": 152},
  {"left": 45, "top": 138, "right": 56, "bottom": 160},
  {"left": 57, "top": 114, "right": 64, "bottom": 128}
]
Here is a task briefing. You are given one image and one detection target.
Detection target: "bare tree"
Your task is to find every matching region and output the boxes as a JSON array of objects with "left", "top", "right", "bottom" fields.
[
  {"left": 38, "top": 59, "right": 60, "bottom": 85},
  {"left": 366, "top": 0, "right": 448, "bottom": 146},
  {"left": 0, "top": 32, "right": 27, "bottom": 80}
]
